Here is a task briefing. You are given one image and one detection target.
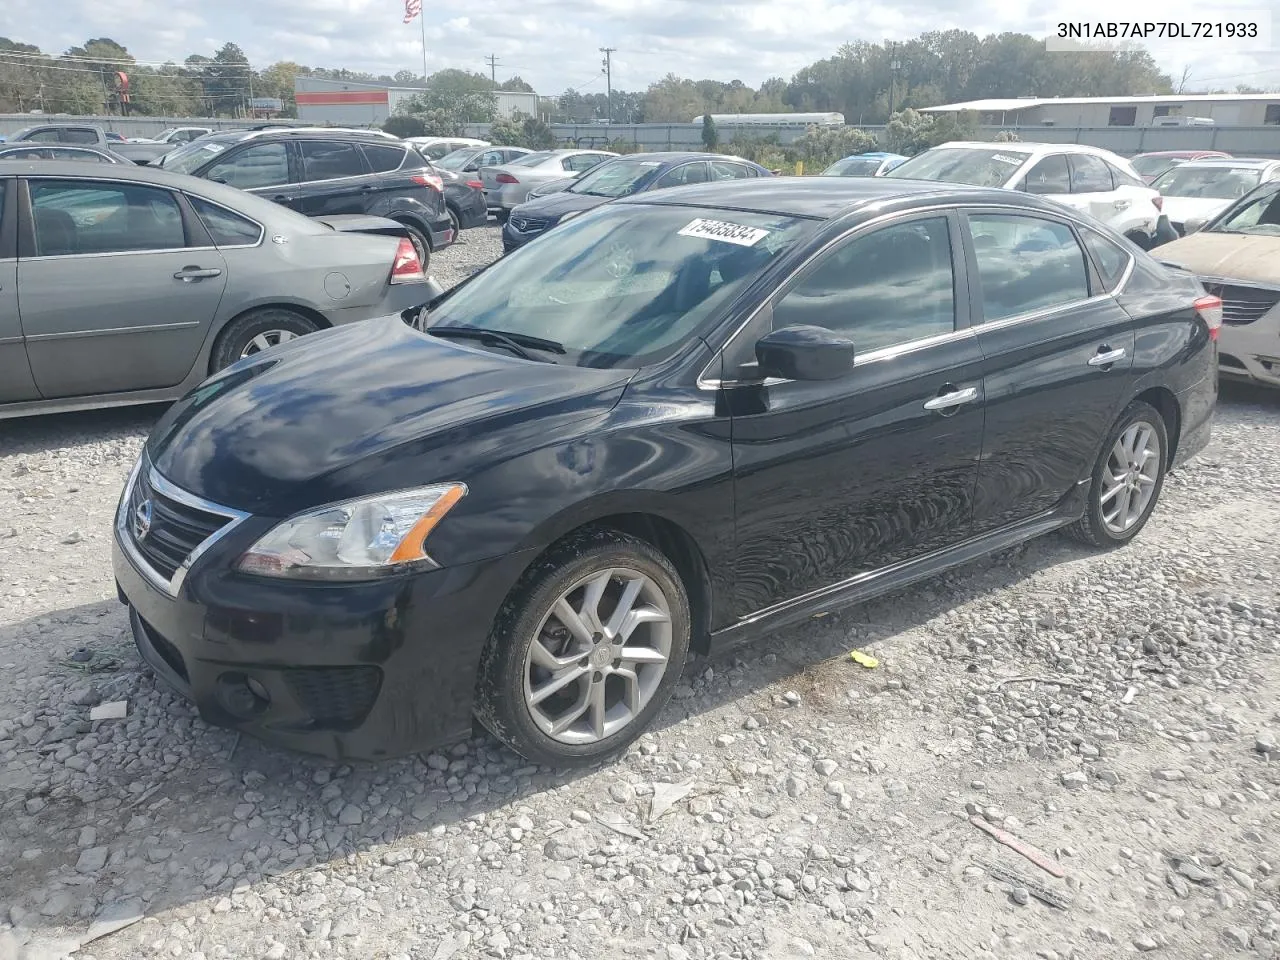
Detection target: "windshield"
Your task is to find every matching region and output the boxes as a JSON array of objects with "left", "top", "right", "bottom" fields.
[
  {"left": 434, "top": 148, "right": 475, "bottom": 171},
  {"left": 886, "top": 147, "right": 1029, "bottom": 187},
  {"left": 1152, "top": 165, "right": 1262, "bottom": 200},
  {"left": 161, "top": 139, "right": 233, "bottom": 174},
  {"left": 157, "top": 128, "right": 179, "bottom": 140},
  {"left": 1207, "top": 183, "right": 1280, "bottom": 235},
  {"left": 568, "top": 159, "right": 664, "bottom": 198},
  {"left": 424, "top": 204, "right": 813, "bottom": 368},
  {"left": 823, "top": 157, "right": 883, "bottom": 177},
  {"left": 1131, "top": 155, "right": 1184, "bottom": 179}
]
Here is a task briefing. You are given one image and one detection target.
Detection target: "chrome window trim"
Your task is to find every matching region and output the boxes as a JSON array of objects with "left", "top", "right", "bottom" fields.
[
  {"left": 23, "top": 245, "right": 218, "bottom": 262},
  {"left": 184, "top": 193, "right": 266, "bottom": 249},
  {"left": 115, "top": 453, "right": 250, "bottom": 598},
  {"left": 697, "top": 200, "right": 1120, "bottom": 391}
]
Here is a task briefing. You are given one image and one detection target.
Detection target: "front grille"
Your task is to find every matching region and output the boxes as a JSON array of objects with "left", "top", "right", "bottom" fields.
[
  {"left": 1200, "top": 281, "right": 1280, "bottom": 327},
  {"left": 284, "top": 666, "right": 383, "bottom": 729},
  {"left": 509, "top": 215, "right": 548, "bottom": 233},
  {"left": 127, "top": 469, "right": 233, "bottom": 581}
]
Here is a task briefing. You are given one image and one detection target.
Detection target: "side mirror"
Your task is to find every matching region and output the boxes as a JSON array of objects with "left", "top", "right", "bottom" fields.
[
  {"left": 463, "top": 163, "right": 478, "bottom": 173},
  {"left": 755, "top": 325, "right": 856, "bottom": 381},
  {"left": 1183, "top": 218, "right": 1204, "bottom": 235}
]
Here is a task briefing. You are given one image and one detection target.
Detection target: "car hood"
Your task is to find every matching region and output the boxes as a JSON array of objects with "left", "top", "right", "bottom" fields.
[
  {"left": 146, "top": 317, "right": 633, "bottom": 516},
  {"left": 1161, "top": 196, "right": 1233, "bottom": 226},
  {"left": 1155, "top": 231, "right": 1280, "bottom": 283},
  {"left": 514, "top": 190, "right": 608, "bottom": 220}
]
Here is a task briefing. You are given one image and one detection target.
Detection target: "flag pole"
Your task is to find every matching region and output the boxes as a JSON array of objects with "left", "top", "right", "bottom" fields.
[{"left": 419, "top": 10, "right": 428, "bottom": 84}]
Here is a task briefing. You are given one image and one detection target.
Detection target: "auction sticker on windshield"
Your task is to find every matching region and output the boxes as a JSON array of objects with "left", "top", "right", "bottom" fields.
[
  {"left": 678, "top": 218, "right": 770, "bottom": 247},
  {"left": 992, "top": 154, "right": 1025, "bottom": 165}
]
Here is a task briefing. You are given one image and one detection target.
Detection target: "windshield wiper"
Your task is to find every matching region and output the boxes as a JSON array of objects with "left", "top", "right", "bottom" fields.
[{"left": 428, "top": 325, "right": 566, "bottom": 362}]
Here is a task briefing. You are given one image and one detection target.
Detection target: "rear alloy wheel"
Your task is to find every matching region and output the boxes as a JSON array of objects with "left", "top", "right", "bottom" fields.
[
  {"left": 475, "top": 530, "right": 690, "bottom": 767},
  {"left": 447, "top": 207, "right": 462, "bottom": 237},
  {"left": 210, "top": 308, "right": 318, "bottom": 373},
  {"left": 1067, "top": 400, "right": 1168, "bottom": 547}
]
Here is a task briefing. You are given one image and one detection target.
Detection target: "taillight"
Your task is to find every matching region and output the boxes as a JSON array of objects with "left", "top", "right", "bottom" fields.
[
  {"left": 1194, "top": 294, "right": 1222, "bottom": 341},
  {"left": 1152, "top": 195, "right": 1163, "bottom": 212},
  {"left": 390, "top": 237, "right": 424, "bottom": 284},
  {"left": 465, "top": 179, "right": 483, "bottom": 189},
  {"left": 496, "top": 173, "right": 519, "bottom": 184},
  {"left": 411, "top": 173, "right": 444, "bottom": 192}
]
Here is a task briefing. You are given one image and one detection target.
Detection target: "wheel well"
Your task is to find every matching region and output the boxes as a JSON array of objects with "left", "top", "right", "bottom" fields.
[
  {"left": 208, "top": 304, "right": 331, "bottom": 374},
  {"left": 551, "top": 513, "right": 715, "bottom": 656},
  {"left": 1135, "top": 386, "right": 1181, "bottom": 466}
]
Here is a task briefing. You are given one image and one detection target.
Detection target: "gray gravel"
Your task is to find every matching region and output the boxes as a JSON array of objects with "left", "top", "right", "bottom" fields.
[{"left": 2, "top": 230, "right": 1279, "bottom": 959}]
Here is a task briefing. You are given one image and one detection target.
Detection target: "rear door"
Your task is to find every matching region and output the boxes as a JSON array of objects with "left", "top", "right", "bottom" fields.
[
  {"left": 962, "top": 208, "right": 1136, "bottom": 534},
  {"left": 17, "top": 176, "right": 227, "bottom": 399},
  {"left": 1067, "top": 154, "right": 1123, "bottom": 226},
  {"left": 294, "top": 139, "right": 380, "bottom": 218},
  {"left": 0, "top": 178, "right": 40, "bottom": 403}
]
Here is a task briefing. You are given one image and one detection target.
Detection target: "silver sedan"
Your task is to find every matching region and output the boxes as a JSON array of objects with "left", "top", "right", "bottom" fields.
[
  {"left": 0, "top": 161, "right": 440, "bottom": 419},
  {"left": 480, "top": 149, "right": 617, "bottom": 219}
]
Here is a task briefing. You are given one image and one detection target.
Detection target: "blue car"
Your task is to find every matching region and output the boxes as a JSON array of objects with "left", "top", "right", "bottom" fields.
[
  {"left": 502, "top": 151, "right": 773, "bottom": 252},
  {"left": 821, "top": 152, "right": 908, "bottom": 177}
]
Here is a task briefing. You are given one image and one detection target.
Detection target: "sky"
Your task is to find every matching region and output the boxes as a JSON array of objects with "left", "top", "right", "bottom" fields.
[{"left": 7, "top": 0, "right": 1280, "bottom": 97}]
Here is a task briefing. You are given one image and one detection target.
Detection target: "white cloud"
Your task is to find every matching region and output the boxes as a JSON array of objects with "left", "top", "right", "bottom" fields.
[{"left": 10, "top": 0, "right": 1280, "bottom": 95}]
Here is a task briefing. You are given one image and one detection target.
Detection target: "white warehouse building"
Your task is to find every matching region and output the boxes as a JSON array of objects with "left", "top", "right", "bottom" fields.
[
  {"left": 920, "top": 94, "right": 1280, "bottom": 128},
  {"left": 295, "top": 76, "right": 541, "bottom": 127}
]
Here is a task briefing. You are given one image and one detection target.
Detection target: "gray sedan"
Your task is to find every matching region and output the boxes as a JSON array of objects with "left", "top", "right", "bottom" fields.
[
  {"left": 0, "top": 144, "right": 126, "bottom": 164},
  {"left": 0, "top": 161, "right": 440, "bottom": 420},
  {"left": 480, "top": 149, "right": 617, "bottom": 218}
]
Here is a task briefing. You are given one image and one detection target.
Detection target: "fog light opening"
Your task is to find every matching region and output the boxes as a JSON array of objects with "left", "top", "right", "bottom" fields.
[{"left": 217, "top": 672, "right": 271, "bottom": 719}]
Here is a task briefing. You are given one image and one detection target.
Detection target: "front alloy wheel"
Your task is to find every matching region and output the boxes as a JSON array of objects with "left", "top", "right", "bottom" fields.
[
  {"left": 475, "top": 530, "right": 690, "bottom": 766},
  {"left": 1067, "top": 400, "right": 1168, "bottom": 547}
]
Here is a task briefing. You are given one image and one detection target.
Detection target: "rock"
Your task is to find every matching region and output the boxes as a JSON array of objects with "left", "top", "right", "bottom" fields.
[
  {"left": 1011, "top": 887, "right": 1030, "bottom": 905},
  {"left": 929, "top": 845, "right": 951, "bottom": 864},
  {"left": 1152, "top": 769, "right": 1186, "bottom": 782},
  {"left": 75, "top": 846, "right": 109, "bottom": 874},
  {"left": 883, "top": 779, "right": 909, "bottom": 800},
  {"left": 1133, "top": 936, "right": 1159, "bottom": 952},
  {"left": 40, "top": 891, "right": 73, "bottom": 917},
  {"left": 263, "top": 943, "right": 287, "bottom": 960},
  {"left": 337, "top": 804, "right": 363, "bottom": 826},
  {"left": 1085, "top": 926, "right": 1114, "bottom": 944},
  {"left": 77, "top": 827, "right": 97, "bottom": 848},
  {"left": 609, "top": 782, "right": 636, "bottom": 804},
  {"left": 782, "top": 691, "right": 801, "bottom": 705},
  {"left": 786, "top": 775, "right": 808, "bottom": 798},
  {"left": 814, "top": 759, "right": 838, "bottom": 776},
  {"left": 714, "top": 734, "right": 734, "bottom": 747},
  {"left": 1256, "top": 731, "right": 1278, "bottom": 756},
  {"left": 1060, "top": 771, "right": 1087, "bottom": 790},
  {"left": 1176, "top": 860, "right": 1215, "bottom": 885},
  {"left": 544, "top": 863, "right": 573, "bottom": 881},
  {"left": 544, "top": 830, "right": 591, "bottom": 862},
  {"left": 1096, "top": 769, "right": 1122, "bottom": 786},
  {"left": 1223, "top": 928, "right": 1252, "bottom": 950},
  {"left": 743, "top": 717, "right": 761, "bottom": 731}
]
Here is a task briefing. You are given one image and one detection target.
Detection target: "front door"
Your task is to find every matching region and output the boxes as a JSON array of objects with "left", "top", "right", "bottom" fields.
[
  {"left": 726, "top": 213, "right": 986, "bottom": 618},
  {"left": 18, "top": 177, "right": 227, "bottom": 399},
  {"left": 961, "top": 209, "right": 1136, "bottom": 533},
  {"left": 202, "top": 141, "right": 300, "bottom": 211}
]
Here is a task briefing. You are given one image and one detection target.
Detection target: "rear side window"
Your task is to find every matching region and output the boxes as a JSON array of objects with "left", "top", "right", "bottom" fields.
[
  {"left": 29, "top": 180, "right": 186, "bottom": 256},
  {"left": 51, "top": 148, "right": 107, "bottom": 163},
  {"left": 361, "top": 143, "right": 407, "bottom": 173},
  {"left": 188, "top": 196, "right": 262, "bottom": 246},
  {"left": 300, "top": 141, "right": 368, "bottom": 181},
  {"left": 1107, "top": 163, "right": 1148, "bottom": 189},
  {"left": 1020, "top": 155, "right": 1070, "bottom": 195},
  {"left": 967, "top": 214, "right": 1090, "bottom": 321},
  {"left": 710, "top": 161, "right": 755, "bottom": 181},
  {"left": 1069, "top": 155, "right": 1115, "bottom": 193},
  {"left": 64, "top": 129, "right": 100, "bottom": 145},
  {"left": 772, "top": 216, "right": 956, "bottom": 353},
  {"left": 1081, "top": 227, "right": 1130, "bottom": 291},
  {"left": 655, "top": 162, "right": 709, "bottom": 189}
]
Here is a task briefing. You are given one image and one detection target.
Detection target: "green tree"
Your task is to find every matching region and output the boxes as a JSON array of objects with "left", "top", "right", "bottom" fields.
[
  {"left": 793, "top": 124, "right": 879, "bottom": 167},
  {"left": 486, "top": 115, "right": 522, "bottom": 146},
  {"left": 383, "top": 113, "right": 427, "bottom": 137},
  {"left": 701, "top": 113, "right": 719, "bottom": 149},
  {"left": 499, "top": 75, "right": 534, "bottom": 92}
]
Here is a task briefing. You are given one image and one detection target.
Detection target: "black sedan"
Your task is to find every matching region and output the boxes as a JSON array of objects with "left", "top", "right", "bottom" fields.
[
  {"left": 114, "top": 178, "right": 1219, "bottom": 767},
  {"left": 501, "top": 151, "right": 772, "bottom": 252}
]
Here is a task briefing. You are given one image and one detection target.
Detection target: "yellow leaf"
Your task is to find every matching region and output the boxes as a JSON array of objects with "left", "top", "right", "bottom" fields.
[{"left": 849, "top": 650, "right": 879, "bottom": 669}]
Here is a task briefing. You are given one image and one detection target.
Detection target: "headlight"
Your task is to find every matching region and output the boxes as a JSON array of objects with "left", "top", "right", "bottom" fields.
[{"left": 236, "top": 483, "right": 466, "bottom": 580}]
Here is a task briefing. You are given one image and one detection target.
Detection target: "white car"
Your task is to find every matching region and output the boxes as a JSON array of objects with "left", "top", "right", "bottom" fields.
[
  {"left": 1151, "top": 158, "right": 1280, "bottom": 237},
  {"left": 886, "top": 141, "right": 1162, "bottom": 247},
  {"left": 405, "top": 136, "right": 490, "bottom": 161}
]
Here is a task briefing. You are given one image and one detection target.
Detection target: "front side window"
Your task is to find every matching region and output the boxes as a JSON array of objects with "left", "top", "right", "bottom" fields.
[
  {"left": 967, "top": 214, "right": 1089, "bottom": 322},
  {"left": 300, "top": 141, "right": 367, "bottom": 181},
  {"left": 188, "top": 196, "right": 262, "bottom": 246},
  {"left": 424, "top": 204, "right": 812, "bottom": 368},
  {"left": 1207, "top": 183, "right": 1280, "bottom": 235},
  {"left": 1068, "top": 155, "right": 1114, "bottom": 193},
  {"left": 30, "top": 180, "right": 185, "bottom": 256},
  {"left": 25, "top": 130, "right": 62, "bottom": 143},
  {"left": 205, "top": 143, "right": 290, "bottom": 189},
  {"left": 771, "top": 216, "right": 956, "bottom": 354},
  {"left": 654, "top": 162, "right": 709, "bottom": 189},
  {"left": 1020, "top": 155, "right": 1070, "bottom": 195},
  {"left": 1, "top": 147, "right": 50, "bottom": 160},
  {"left": 885, "top": 147, "right": 1029, "bottom": 188}
]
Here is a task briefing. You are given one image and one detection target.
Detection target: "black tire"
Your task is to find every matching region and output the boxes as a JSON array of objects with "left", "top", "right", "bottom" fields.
[
  {"left": 447, "top": 206, "right": 462, "bottom": 237},
  {"left": 397, "top": 221, "right": 432, "bottom": 272},
  {"left": 494, "top": 210, "right": 509, "bottom": 224},
  {"left": 1125, "top": 230, "right": 1152, "bottom": 251},
  {"left": 1066, "top": 400, "right": 1169, "bottom": 548},
  {"left": 474, "top": 529, "right": 691, "bottom": 767},
  {"left": 209, "top": 308, "right": 318, "bottom": 373}
]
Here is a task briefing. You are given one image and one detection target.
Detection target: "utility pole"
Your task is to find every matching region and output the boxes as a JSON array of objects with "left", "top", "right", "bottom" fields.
[
  {"left": 599, "top": 47, "right": 615, "bottom": 122},
  {"left": 887, "top": 41, "right": 901, "bottom": 119},
  {"left": 485, "top": 54, "right": 500, "bottom": 87}
]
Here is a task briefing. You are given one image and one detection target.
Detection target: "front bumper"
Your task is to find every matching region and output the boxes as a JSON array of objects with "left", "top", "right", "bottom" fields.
[
  {"left": 485, "top": 185, "right": 532, "bottom": 214},
  {"left": 112, "top": 478, "right": 527, "bottom": 761}
]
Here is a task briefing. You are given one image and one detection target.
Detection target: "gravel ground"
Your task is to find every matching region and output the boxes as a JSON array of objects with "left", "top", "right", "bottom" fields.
[{"left": 2, "top": 226, "right": 1279, "bottom": 960}]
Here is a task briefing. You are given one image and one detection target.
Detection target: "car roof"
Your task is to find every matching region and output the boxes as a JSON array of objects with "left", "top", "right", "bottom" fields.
[
  {"left": 1135, "top": 150, "right": 1228, "bottom": 158},
  {"left": 614, "top": 175, "right": 1032, "bottom": 219},
  {"left": 932, "top": 140, "right": 1125, "bottom": 161},
  {"left": 1169, "top": 157, "right": 1275, "bottom": 168},
  {"left": 610, "top": 151, "right": 744, "bottom": 163}
]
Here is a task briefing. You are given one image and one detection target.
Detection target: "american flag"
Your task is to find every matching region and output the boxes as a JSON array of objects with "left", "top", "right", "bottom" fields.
[{"left": 403, "top": 0, "right": 421, "bottom": 22}]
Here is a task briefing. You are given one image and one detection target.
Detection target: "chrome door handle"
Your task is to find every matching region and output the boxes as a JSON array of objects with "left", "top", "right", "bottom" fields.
[
  {"left": 923, "top": 386, "right": 979, "bottom": 411},
  {"left": 1114, "top": 199, "right": 1130, "bottom": 209},
  {"left": 1088, "top": 347, "right": 1126, "bottom": 367},
  {"left": 173, "top": 267, "right": 222, "bottom": 282}
]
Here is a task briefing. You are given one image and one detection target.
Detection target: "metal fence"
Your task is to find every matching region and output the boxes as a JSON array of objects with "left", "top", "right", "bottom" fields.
[{"left": 5, "top": 113, "right": 1280, "bottom": 159}]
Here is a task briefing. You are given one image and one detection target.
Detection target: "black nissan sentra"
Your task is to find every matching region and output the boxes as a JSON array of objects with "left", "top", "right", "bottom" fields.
[{"left": 114, "top": 177, "right": 1219, "bottom": 766}]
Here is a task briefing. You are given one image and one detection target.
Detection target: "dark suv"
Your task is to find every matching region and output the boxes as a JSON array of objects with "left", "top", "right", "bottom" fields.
[{"left": 158, "top": 129, "right": 454, "bottom": 267}]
